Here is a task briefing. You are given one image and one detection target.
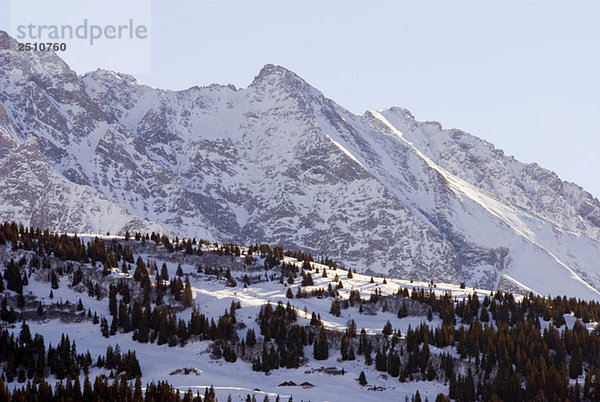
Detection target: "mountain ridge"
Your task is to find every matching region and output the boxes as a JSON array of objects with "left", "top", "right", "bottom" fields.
[{"left": 1, "top": 31, "right": 600, "bottom": 300}]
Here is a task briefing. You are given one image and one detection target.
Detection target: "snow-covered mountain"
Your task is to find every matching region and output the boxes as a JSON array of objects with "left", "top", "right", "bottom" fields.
[{"left": 2, "top": 30, "right": 600, "bottom": 299}]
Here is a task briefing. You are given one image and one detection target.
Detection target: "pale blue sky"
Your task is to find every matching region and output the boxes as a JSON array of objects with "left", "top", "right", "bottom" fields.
[{"left": 2, "top": 1, "right": 600, "bottom": 198}]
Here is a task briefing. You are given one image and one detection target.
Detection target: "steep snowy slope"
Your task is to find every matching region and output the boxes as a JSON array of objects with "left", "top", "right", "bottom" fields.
[
  {"left": 370, "top": 109, "right": 600, "bottom": 299},
  {"left": 0, "top": 32, "right": 219, "bottom": 240},
  {"left": 2, "top": 30, "right": 600, "bottom": 299},
  {"left": 0, "top": 134, "right": 168, "bottom": 235}
]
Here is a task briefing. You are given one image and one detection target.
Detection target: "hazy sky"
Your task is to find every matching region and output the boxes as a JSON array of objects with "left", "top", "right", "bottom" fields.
[{"left": 3, "top": 0, "right": 600, "bottom": 198}]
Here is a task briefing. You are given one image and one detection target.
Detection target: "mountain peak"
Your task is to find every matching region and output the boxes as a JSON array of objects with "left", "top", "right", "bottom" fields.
[
  {"left": 255, "top": 63, "right": 292, "bottom": 78},
  {"left": 83, "top": 69, "right": 142, "bottom": 86},
  {"left": 250, "top": 64, "right": 307, "bottom": 89},
  {"left": 384, "top": 106, "right": 416, "bottom": 121}
]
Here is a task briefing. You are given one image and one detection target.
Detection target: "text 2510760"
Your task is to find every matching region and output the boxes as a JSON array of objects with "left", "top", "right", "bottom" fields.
[{"left": 17, "top": 42, "right": 67, "bottom": 52}]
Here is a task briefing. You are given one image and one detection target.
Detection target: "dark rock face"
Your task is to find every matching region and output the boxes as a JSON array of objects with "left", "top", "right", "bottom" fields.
[{"left": 1, "top": 32, "right": 600, "bottom": 299}]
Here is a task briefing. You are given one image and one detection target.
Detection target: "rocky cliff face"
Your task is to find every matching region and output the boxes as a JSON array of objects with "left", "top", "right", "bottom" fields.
[{"left": 1, "top": 30, "right": 600, "bottom": 299}]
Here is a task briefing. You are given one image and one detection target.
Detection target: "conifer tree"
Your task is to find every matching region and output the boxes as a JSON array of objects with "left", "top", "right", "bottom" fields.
[
  {"left": 133, "top": 257, "right": 150, "bottom": 288},
  {"left": 246, "top": 328, "right": 257, "bottom": 347},
  {"left": 347, "top": 319, "right": 357, "bottom": 337},
  {"left": 313, "top": 328, "right": 329, "bottom": 360},
  {"left": 382, "top": 321, "right": 393, "bottom": 336},
  {"left": 161, "top": 263, "right": 169, "bottom": 281},
  {"left": 398, "top": 302, "right": 408, "bottom": 318},
  {"left": 51, "top": 271, "right": 59, "bottom": 289},
  {"left": 375, "top": 349, "right": 387, "bottom": 372},
  {"left": 301, "top": 272, "right": 314, "bottom": 286},
  {"left": 182, "top": 276, "right": 194, "bottom": 308},
  {"left": 109, "top": 286, "right": 117, "bottom": 316},
  {"left": 341, "top": 334, "right": 351, "bottom": 360},
  {"left": 358, "top": 371, "right": 367, "bottom": 386},
  {"left": 329, "top": 299, "right": 341, "bottom": 317},
  {"left": 5, "top": 259, "right": 23, "bottom": 292}
]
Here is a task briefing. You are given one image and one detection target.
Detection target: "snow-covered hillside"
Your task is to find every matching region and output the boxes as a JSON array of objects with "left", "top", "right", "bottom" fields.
[
  {"left": 2, "top": 230, "right": 599, "bottom": 401},
  {"left": 2, "top": 30, "right": 600, "bottom": 299},
  {"left": 0, "top": 233, "right": 468, "bottom": 401}
]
